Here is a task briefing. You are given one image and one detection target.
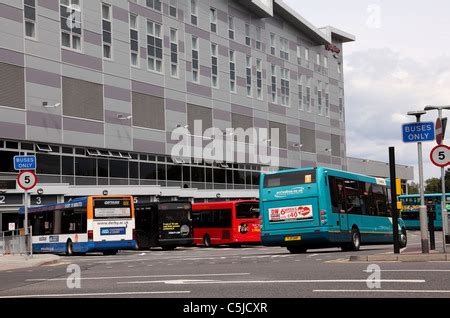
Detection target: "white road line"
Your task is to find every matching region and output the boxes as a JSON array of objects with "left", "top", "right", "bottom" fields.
[
  {"left": 26, "top": 272, "right": 251, "bottom": 282},
  {"left": 0, "top": 291, "right": 191, "bottom": 298},
  {"left": 118, "top": 279, "right": 426, "bottom": 285},
  {"left": 363, "top": 269, "right": 450, "bottom": 273},
  {"left": 314, "top": 289, "right": 450, "bottom": 294}
]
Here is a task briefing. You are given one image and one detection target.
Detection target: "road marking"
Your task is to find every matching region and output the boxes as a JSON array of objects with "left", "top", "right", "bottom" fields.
[
  {"left": 307, "top": 254, "right": 319, "bottom": 258},
  {"left": 0, "top": 291, "right": 191, "bottom": 298},
  {"left": 26, "top": 272, "right": 251, "bottom": 282},
  {"left": 363, "top": 269, "right": 450, "bottom": 273},
  {"left": 314, "top": 289, "right": 450, "bottom": 294},
  {"left": 118, "top": 279, "right": 426, "bottom": 285}
]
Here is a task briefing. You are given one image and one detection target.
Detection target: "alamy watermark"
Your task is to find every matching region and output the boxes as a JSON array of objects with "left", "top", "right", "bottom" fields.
[
  {"left": 170, "top": 121, "right": 281, "bottom": 168},
  {"left": 66, "top": 264, "right": 81, "bottom": 289},
  {"left": 366, "top": 264, "right": 382, "bottom": 289}
]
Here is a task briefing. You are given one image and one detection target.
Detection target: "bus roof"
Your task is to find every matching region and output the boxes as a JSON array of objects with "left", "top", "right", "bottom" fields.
[{"left": 262, "top": 166, "right": 390, "bottom": 187}]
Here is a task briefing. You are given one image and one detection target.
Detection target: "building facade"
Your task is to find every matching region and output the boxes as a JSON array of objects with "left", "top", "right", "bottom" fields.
[{"left": 0, "top": 0, "right": 355, "bottom": 231}]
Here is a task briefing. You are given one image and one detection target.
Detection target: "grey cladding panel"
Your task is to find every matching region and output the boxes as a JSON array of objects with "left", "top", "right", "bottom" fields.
[
  {"left": 232, "top": 113, "right": 253, "bottom": 130},
  {"left": 269, "top": 121, "right": 287, "bottom": 149},
  {"left": 0, "top": 63, "right": 24, "bottom": 109},
  {"left": 132, "top": 92, "right": 165, "bottom": 130},
  {"left": 331, "top": 134, "right": 341, "bottom": 157},
  {"left": 62, "top": 77, "right": 103, "bottom": 121},
  {"left": 300, "top": 127, "right": 316, "bottom": 153},
  {"left": 187, "top": 104, "right": 212, "bottom": 131}
]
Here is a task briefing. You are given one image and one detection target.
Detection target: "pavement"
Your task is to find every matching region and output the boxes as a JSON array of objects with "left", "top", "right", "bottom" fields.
[
  {"left": 0, "top": 254, "right": 60, "bottom": 272},
  {"left": 0, "top": 231, "right": 449, "bottom": 298}
]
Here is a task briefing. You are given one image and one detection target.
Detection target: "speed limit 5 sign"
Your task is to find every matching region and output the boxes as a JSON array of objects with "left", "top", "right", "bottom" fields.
[
  {"left": 430, "top": 145, "right": 450, "bottom": 168},
  {"left": 17, "top": 170, "right": 38, "bottom": 191}
]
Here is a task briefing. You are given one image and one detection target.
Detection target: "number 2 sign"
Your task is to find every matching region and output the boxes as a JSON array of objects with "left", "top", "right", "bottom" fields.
[{"left": 430, "top": 145, "right": 450, "bottom": 168}]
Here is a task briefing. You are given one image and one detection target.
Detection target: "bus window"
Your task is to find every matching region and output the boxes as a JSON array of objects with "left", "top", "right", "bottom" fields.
[
  {"left": 344, "top": 180, "right": 363, "bottom": 215},
  {"left": 263, "top": 170, "right": 316, "bottom": 188},
  {"left": 329, "top": 177, "right": 345, "bottom": 213},
  {"left": 236, "top": 203, "right": 260, "bottom": 219}
]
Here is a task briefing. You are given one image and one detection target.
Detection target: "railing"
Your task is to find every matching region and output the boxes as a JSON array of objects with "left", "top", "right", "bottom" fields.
[{"left": 0, "top": 227, "right": 32, "bottom": 256}]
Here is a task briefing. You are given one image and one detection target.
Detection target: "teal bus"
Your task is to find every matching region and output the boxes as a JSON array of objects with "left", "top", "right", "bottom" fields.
[
  {"left": 260, "top": 167, "right": 407, "bottom": 254},
  {"left": 398, "top": 194, "right": 448, "bottom": 230}
]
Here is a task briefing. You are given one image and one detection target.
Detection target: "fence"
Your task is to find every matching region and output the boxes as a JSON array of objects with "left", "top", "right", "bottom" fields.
[{"left": 0, "top": 227, "right": 32, "bottom": 256}]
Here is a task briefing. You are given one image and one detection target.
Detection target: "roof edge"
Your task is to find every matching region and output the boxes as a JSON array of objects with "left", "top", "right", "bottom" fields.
[{"left": 319, "top": 26, "right": 356, "bottom": 43}]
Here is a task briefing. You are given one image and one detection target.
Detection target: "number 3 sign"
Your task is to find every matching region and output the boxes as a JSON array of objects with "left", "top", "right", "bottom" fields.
[{"left": 430, "top": 145, "right": 450, "bottom": 168}]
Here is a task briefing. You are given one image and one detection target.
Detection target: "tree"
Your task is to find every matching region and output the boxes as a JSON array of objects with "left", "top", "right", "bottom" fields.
[
  {"left": 425, "top": 178, "right": 441, "bottom": 193},
  {"left": 408, "top": 182, "right": 419, "bottom": 194}
]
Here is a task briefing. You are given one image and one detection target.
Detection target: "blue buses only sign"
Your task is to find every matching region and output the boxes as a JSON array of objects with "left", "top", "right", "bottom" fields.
[
  {"left": 13, "top": 155, "right": 37, "bottom": 171},
  {"left": 402, "top": 122, "right": 435, "bottom": 143}
]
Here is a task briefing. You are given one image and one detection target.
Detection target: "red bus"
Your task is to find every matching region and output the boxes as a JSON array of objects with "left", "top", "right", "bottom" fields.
[{"left": 192, "top": 200, "right": 261, "bottom": 247}]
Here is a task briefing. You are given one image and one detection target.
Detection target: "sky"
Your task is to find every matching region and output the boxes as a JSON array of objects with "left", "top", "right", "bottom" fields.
[{"left": 284, "top": 0, "right": 450, "bottom": 182}]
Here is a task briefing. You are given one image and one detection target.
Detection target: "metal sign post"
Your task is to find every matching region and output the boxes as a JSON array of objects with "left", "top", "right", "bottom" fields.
[
  {"left": 17, "top": 171, "right": 38, "bottom": 236},
  {"left": 405, "top": 112, "right": 431, "bottom": 254},
  {"left": 389, "top": 147, "right": 400, "bottom": 254}
]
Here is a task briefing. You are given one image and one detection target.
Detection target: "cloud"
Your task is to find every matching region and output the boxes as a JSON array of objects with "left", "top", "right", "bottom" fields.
[{"left": 344, "top": 48, "right": 450, "bottom": 181}]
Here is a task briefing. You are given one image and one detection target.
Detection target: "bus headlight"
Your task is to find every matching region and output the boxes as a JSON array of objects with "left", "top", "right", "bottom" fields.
[{"left": 180, "top": 225, "right": 190, "bottom": 237}]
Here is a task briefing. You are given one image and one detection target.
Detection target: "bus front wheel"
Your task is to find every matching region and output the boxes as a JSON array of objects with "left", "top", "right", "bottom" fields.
[
  {"left": 342, "top": 228, "right": 361, "bottom": 252},
  {"left": 399, "top": 228, "right": 407, "bottom": 248},
  {"left": 103, "top": 250, "right": 118, "bottom": 256},
  {"left": 287, "top": 246, "right": 307, "bottom": 254},
  {"left": 66, "top": 240, "right": 74, "bottom": 256},
  {"left": 203, "top": 235, "right": 212, "bottom": 247}
]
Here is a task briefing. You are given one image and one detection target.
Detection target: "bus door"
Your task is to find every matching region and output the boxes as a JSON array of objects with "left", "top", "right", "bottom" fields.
[{"left": 336, "top": 179, "right": 349, "bottom": 233}]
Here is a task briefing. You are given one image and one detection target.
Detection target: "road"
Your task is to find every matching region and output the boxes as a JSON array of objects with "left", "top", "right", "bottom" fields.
[{"left": 0, "top": 231, "right": 449, "bottom": 298}]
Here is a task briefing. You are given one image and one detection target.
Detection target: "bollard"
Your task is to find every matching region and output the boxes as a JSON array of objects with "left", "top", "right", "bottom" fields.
[{"left": 429, "top": 211, "right": 436, "bottom": 251}]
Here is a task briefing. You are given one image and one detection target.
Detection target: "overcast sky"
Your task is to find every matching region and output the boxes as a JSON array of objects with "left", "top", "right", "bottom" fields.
[{"left": 284, "top": 0, "right": 450, "bottom": 181}]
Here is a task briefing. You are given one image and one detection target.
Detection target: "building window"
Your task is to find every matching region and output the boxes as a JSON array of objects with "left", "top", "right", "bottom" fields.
[
  {"left": 271, "top": 64, "right": 277, "bottom": 103},
  {"left": 296, "top": 46, "right": 302, "bottom": 65},
  {"left": 129, "top": 14, "right": 139, "bottom": 66},
  {"left": 256, "top": 27, "right": 262, "bottom": 50},
  {"left": 211, "top": 43, "right": 219, "bottom": 88},
  {"left": 256, "top": 58, "right": 263, "bottom": 100},
  {"left": 246, "top": 56, "right": 252, "bottom": 97},
  {"left": 280, "top": 38, "right": 289, "bottom": 60},
  {"left": 306, "top": 78, "right": 311, "bottom": 112},
  {"left": 169, "top": 2, "right": 177, "bottom": 18},
  {"left": 339, "top": 88, "right": 344, "bottom": 120},
  {"left": 305, "top": 48, "right": 309, "bottom": 66},
  {"left": 190, "top": 0, "right": 198, "bottom": 25},
  {"left": 245, "top": 24, "right": 251, "bottom": 46},
  {"left": 170, "top": 28, "right": 178, "bottom": 77},
  {"left": 337, "top": 62, "right": 342, "bottom": 74},
  {"left": 192, "top": 36, "right": 199, "bottom": 83},
  {"left": 228, "top": 16, "right": 234, "bottom": 40},
  {"left": 60, "top": 0, "right": 82, "bottom": 51},
  {"left": 146, "top": 0, "right": 161, "bottom": 11},
  {"left": 324, "top": 56, "right": 328, "bottom": 69},
  {"left": 147, "top": 20, "right": 163, "bottom": 73},
  {"left": 24, "top": 0, "right": 36, "bottom": 39},
  {"left": 270, "top": 33, "right": 276, "bottom": 55},
  {"left": 229, "top": 50, "right": 236, "bottom": 93},
  {"left": 316, "top": 53, "right": 321, "bottom": 66},
  {"left": 325, "top": 84, "right": 330, "bottom": 117},
  {"left": 317, "top": 82, "right": 323, "bottom": 115},
  {"left": 280, "top": 68, "right": 290, "bottom": 106},
  {"left": 298, "top": 75, "right": 303, "bottom": 110},
  {"left": 210, "top": 8, "right": 217, "bottom": 33},
  {"left": 102, "top": 3, "right": 112, "bottom": 59}
]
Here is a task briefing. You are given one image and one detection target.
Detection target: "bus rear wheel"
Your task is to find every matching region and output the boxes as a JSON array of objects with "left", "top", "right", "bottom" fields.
[
  {"left": 287, "top": 246, "right": 307, "bottom": 254},
  {"left": 66, "top": 240, "right": 74, "bottom": 256},
  {"left": 203, "top": 235, "right": 212, "bottom": 247}
]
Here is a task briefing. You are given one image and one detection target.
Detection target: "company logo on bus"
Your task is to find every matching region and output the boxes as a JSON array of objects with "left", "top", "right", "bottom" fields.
[
  {"left": 104, "top": 200, "right": 121, "bottom": 206},
  {"left": 274, "top": 187, "right": 304, "bottom": 198}
]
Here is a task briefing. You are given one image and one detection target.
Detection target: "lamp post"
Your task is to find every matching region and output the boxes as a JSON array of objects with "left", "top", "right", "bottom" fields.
[
  {"left": 407, "top": 110, "right": 429, "bottom": 253},
  {"left": 424, "top": 105, "right": 450, "bottom": 252}
]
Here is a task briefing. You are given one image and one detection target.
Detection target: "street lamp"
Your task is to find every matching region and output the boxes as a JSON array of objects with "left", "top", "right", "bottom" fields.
[
  {"left": 407, "top": 110, "right": 429, "bottom": 253},
  {"left": 424, "top": 105, "right": 450, "bottom": 250}
]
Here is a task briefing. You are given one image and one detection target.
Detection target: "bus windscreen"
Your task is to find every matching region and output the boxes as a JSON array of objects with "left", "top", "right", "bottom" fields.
[
  {"left": 93, "top": 199, "right": 132, "bottom": 219},
  {"left": 263, "top": 170, "right": 316, "bottom": 188},
  {"left": 236, "top": 203, "right": 260, "bottom": 219}
]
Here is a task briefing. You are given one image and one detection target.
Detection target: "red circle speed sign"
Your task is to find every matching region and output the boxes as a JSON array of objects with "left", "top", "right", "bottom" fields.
[
  {"left": 17, "top": 170, "right": 38, "bottom": 191},
  {"left": 430, "top": 145, "right": 450, "bottom": 168}
]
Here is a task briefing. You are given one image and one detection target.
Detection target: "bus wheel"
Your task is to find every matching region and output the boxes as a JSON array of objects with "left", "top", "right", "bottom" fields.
[
  {"left": 399, "top": 229, "right": 408, "bottom": 248},
  {"left": 347, "top": 228, "right": 361, "bottom": 252},
  {"left": 103, "top": 250, "right": 118, "bottom": 256},
  {"left": 287, "top": 246, "right": 307, "bottom": 254},
  {"left": 203, "top": 235, "right": 212, "bottom": 247},
  {"left": 66, "top": 240, "right": 74, "bottom": 256},
  {"left": 162, "top": 246, "right": 177, "bottom": 251}
]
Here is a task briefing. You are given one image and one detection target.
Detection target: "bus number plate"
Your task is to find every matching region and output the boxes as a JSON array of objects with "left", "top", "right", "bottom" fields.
[{"left": 284, "top": 236, "right": 301, "bottom": 242}]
